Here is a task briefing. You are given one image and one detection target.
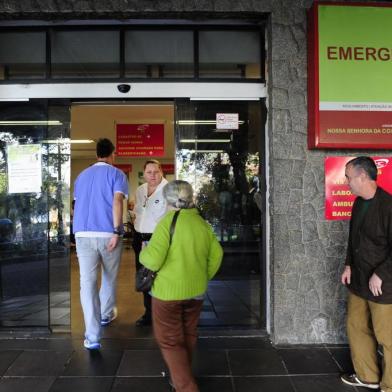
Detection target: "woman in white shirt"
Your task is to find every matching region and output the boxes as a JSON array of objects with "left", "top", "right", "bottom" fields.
[{"left": 132, "top": 160, "right": 168, "bottom": 326}]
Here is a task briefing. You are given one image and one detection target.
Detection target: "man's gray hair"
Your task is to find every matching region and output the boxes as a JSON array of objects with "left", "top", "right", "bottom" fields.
[{"left": 163, "top": 180, "right": 194, "bottom": 209}]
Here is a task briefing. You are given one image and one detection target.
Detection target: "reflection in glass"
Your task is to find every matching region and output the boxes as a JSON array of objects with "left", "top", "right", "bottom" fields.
[
  {"left": 175, "top": 100, "right": 264, "bottom": 327},
  {"left": 0, "top": 102, "right": 70, "bottom": 329}
]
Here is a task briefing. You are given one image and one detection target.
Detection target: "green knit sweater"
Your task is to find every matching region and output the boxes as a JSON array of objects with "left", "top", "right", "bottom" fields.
[{"left": 139, "top": 208, "right": 223, "bottom": 301}]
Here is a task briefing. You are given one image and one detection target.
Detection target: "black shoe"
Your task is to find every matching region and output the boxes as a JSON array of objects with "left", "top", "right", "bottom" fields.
[
  {"left": 340, "top": 373, "right": 379, "bottom": 389},
  {"left": 135, "top": 314, "right": 152, "bottom": 326},
  {"left": 166, "top": 374, "right": 175, "bottom": 391}
]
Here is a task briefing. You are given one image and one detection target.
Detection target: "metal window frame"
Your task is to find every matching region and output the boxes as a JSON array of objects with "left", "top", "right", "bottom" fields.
[{"left": 0, "top": 22, "right": 266, "bottom": 84}]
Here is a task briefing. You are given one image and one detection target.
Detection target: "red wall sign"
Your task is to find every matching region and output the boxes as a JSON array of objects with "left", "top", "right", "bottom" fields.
[
  {"left": 325, "top": 156, "right": 392, "bottom": 220},
  {"left": 161, "top": 163, "right": 175, "bottom": 175},
  {"left": 114, "top": 164, "right": 132, "bottom": 174},
  {"left": 116, "top": 124, "right": 164, "bottom": 157}
]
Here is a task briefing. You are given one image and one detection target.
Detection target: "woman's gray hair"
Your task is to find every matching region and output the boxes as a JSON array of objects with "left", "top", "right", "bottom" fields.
[{"left": 163, "top": 180, "right": 194, "bottom": 209}]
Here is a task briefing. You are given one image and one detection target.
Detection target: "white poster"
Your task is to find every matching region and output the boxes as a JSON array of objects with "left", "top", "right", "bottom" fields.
[
  {"left": 216, "top": 113, "right": 239, "bottom": 130},
  {"left": 7, "top": 144, "right": 42, "bottom": 194}
]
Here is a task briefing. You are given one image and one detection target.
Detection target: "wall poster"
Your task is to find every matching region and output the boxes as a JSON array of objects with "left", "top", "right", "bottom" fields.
[
  {"left": 7, "top": 144, "right": 42, "bottom": 194},
  {"left": 325, "top": 156, "right": 392, "bottom": 220},
  {"left": 116, "top": 123, "right": 164, "bottom": 157}
]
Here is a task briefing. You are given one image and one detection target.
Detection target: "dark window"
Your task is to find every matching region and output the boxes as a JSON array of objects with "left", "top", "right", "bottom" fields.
[
  {"left": 0, "top": 25, "right": 264, "bottom": 82},
  {"left": 199, "top": 31, "right": 261, "bottom": 79},
  {"left": 125, "top": 31, "right": 194, "bottom": 78},
  {"left": 51, "top": 30, "right": 120, "bottom": 78},
  {"left": 0, "top": 32, "right": 46, "bottom": 79}
]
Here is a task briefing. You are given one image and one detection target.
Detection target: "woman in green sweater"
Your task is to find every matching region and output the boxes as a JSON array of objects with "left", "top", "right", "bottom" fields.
[{"left": 140, "top": 180, "right": 223, "bottom": 392}]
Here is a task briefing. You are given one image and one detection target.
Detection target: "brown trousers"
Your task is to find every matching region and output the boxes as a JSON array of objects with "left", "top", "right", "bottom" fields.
[
  {"left": 347, "top": 292, "right": 392, "bottom": 392},
  {"left": 152, "top": 297, "right": 203, "bottom": 392}
]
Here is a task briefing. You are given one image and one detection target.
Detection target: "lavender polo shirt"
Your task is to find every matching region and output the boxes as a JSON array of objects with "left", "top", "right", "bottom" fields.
[{"left": 73, "top": 162, "right": 129, "bottom": 235}]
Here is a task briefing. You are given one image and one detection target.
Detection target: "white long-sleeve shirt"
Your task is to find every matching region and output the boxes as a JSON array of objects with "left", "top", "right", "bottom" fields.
[{"left": 134, "top": 178, "right": 168, "bottom": 234}]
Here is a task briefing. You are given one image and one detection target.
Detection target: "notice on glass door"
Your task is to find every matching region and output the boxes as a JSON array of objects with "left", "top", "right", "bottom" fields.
[
  {"left": 216, "top": 113, "right": 239, "bottom": 130},
  {"left": 7, "top": 144, "right": 42, "bottom": 194}
]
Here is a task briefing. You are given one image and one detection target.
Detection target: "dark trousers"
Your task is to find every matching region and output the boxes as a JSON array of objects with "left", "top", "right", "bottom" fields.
[
  {"left": 152, "top": 297, "right": 203, "bottom": 392},
  {"left": 132, "top": 231, "right": 152, "bottom": 318}
]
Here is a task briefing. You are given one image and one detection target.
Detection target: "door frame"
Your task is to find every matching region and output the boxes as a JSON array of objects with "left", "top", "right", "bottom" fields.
[
  {"left": 0, "top": 82, "right": 266, "bottom": 100},
  {"left": 0, "top": 81, "right": 269, "bottom": 332}
]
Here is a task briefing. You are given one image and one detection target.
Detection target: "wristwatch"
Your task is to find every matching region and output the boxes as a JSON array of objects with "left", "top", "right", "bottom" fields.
[{"left": 113, "top": 226, "right": 123, "bottom": 235}]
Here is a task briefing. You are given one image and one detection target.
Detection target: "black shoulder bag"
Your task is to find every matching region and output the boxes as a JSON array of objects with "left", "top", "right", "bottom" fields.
[{"left": 135, "top": 210, "right": 180, "bottom": 292}]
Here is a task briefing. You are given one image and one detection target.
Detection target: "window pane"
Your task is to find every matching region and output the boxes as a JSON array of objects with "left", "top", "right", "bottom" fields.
[
  {"left": 125, "top": 31, "right": 194, "bottom": 78},
  {"left": 199, "top": 31, "right": 261, "bottom": 79},
  {"left": 0, "top": 32, "right": 46, "bottom": 80},
  {"left": 175, "top": 99, "right": 264, "bottom": 327},
  {"left": 51, "top": 31, "right": 120, "bottom": 78}
]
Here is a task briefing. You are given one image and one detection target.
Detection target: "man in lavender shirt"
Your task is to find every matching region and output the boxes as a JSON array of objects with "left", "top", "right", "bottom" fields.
[{"left": 73, "top": 138, "right": 128, "bottom": 350}]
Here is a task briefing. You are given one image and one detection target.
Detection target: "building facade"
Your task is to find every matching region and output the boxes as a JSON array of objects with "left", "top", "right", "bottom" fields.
[{"left": 1, "top": 0, "right": 386, "bottom": 344}]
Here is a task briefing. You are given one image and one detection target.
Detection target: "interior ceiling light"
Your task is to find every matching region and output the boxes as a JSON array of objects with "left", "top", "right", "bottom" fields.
[
  {"left": 177, "top": 120, "right": 244, "bottom": 125},
  {"left": 189, "top": 98, "right": 260, "bottom": 101},
  {"left": 180, "top": 139, "right": 231, "bottom": 143},
  {"left": 185, "top": 150, "right": 225, "bottom": 153},
  {"left": 0, "top": 120, "right": 62, "bottom": 126},
  {"left": 42, "top": 139, "right": 94, "bottom": 144}
]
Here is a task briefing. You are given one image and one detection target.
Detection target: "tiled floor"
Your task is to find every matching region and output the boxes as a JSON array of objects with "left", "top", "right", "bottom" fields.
[
  {"left": 0, "top": 248, "right": 261, "bottom": 329},
  {"left": 0, "top": 335, "right": 374, "bottom": 392},
  {"left": 0, "top": 249, "right": 379, "bottom": 391}
]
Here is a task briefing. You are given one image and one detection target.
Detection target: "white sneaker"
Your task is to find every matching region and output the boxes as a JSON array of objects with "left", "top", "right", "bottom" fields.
[
  {"left": 340, "top": 373, "right": 379, "bottom": 389},
  {"left": 101, "top": 307, "right": 118, "bottom": 326},
  {"left": 83, "top": 339, "right": 101, "bottom": 350}
]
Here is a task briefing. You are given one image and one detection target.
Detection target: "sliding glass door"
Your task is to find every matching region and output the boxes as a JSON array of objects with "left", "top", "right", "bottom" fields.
[
  {"left": 175, "top": 99, "right": 266, "bottom": 327},
  {"left": 0, "top": 100, "right": 71, "bottom": 329}
]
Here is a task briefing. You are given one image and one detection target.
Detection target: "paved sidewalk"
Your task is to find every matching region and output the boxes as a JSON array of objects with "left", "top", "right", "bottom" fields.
[{"left": 0, "top": 334, "right": 374, "bottom": 392}]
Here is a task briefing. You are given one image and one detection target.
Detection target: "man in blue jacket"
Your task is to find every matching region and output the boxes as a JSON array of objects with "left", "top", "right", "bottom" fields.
[{"left": 73, "top": 138, "right": 128, "bottom": 350}]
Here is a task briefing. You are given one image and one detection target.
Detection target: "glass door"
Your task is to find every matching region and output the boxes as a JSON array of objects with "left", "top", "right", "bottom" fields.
[
  {"left": 175, "top": 99, "right": 266, "bottom": 327},
  {"left": 0, "top": 100, "right": 71, "bottom": 329}
]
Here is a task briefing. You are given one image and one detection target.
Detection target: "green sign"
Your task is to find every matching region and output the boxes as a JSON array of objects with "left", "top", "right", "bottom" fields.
[{"left": 318, "top": 5, "right": 392, "bottom": 103}]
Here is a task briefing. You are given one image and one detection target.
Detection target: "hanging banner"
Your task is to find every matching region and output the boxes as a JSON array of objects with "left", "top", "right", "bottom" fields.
[
  {"left": 308, "top": 3, "right": 392, "bottom": 149},
  {"left": 116, "top": 123, "right": 164, "bottom": 157},
  {"left": 325, "top": 156, "right": 392, "bottom": 220},
  {"left": 7, "top": 144, "right": 42, "bottom": 194}
]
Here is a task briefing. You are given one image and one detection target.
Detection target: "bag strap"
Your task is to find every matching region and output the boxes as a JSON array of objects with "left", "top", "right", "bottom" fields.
[{"left": 169, "top": 210, "right": 180, "bottom": 245}]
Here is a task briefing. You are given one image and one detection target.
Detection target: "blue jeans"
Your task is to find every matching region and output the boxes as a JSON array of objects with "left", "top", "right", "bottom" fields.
[{"left": 76, "top": 237, "right": 123, "bottom": 343}]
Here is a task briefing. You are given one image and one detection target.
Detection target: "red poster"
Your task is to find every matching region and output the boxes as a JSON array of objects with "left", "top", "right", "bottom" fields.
[
  {"left": 114, "top": 164, "right": 132, "bottom": 174},
  {"left": 325, "top": 156, "right": 392, "bottom": 220},
  {"left": 116, "top": 124, "right": 164, "bottom": 157},
  {"left": 161, "top": 163, "right": 175, "bottom": 175}
]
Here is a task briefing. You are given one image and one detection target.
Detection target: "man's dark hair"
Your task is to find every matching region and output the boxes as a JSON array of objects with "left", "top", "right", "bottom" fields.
[
  {"left": 346, "top": 156, "right": 377, "bottom": 181},
  {"left": 96, "top": 138, "right": 115, "bottom": 158}
]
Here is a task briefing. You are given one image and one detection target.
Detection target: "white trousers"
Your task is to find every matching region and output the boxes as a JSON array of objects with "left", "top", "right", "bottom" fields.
[{"left": 76, "top": 237, "right": 122, "bottom": 343}]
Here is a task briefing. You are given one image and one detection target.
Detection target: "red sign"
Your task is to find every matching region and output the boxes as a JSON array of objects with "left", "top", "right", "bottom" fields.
[
  {"left": 161, "top": 163, "right": 175, "bottom": 175},
  {"left": 325, "top": 156, "right": 392, "bottom": 220},
  {"left": 116, "top": 124, "right": 164, "bottom": 157},
  {"left": 114, "top": 164, "right": 132, "bottom": 174}
]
